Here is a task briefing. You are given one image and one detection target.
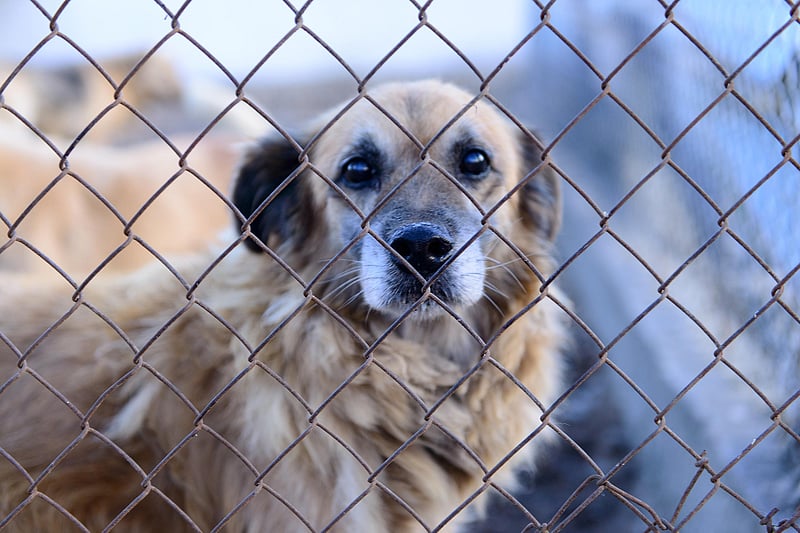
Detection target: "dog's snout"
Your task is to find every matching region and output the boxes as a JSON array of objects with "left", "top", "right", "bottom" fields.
[{"left": 389, "top": 224, "right": 454, "bottom": 278}]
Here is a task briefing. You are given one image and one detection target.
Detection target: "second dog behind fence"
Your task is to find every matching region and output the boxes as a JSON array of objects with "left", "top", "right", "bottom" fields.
[{"left": 0, "top": 80, "right": 566, "bottom": 531}]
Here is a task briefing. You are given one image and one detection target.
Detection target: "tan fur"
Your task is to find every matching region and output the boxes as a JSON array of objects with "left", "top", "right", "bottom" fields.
[
  {"left": 0, "top": 81, "right": 565, "bottom": 532},
  {"left": 0, "top": 132, "right": 237, "bottom": 278},
  {"left": 1, "top": 54, "right": 182, "bottom": 143}
]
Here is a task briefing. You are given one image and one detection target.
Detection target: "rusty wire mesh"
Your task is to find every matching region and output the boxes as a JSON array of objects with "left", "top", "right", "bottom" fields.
[{"left": 1, "top": 0, "right": 799, "bottom": 531}]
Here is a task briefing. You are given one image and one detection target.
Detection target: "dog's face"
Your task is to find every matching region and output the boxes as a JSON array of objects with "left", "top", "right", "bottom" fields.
[{"left": 233, "top": 80, "right": 560, "bottom": 321}]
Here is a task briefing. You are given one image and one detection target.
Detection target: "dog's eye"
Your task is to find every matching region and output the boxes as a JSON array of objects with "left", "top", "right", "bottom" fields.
[
  {"left": 341, "top": 157, "right": 377, "bottom": 188},
  {"left": 460, "top": 149, "right": 490, "bottom": 176}
]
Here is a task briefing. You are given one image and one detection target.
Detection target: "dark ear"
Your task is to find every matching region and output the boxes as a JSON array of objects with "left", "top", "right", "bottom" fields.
[
  {"left": 518, "top": 130, "right": 561, "bottom": 242},
  {"left": 232, "top": 135, "right": 314, "bottom": 252}
]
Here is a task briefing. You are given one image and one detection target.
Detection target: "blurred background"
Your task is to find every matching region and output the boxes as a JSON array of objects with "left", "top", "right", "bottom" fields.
[{"left": 1, "top": 1, "right": 798, "bottom": 531}]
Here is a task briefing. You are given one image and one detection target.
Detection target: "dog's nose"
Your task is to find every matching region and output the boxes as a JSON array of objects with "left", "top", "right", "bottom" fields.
[{"left": 389, "top": 224, "right": 454, "bottom": 279}]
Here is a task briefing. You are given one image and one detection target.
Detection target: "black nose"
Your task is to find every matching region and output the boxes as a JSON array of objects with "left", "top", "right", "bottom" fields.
[{"left": 389, "top": 224, "right": 454, "bottom": 279}]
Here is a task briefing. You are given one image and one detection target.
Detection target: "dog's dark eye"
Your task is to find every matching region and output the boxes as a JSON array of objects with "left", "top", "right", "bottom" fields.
[
  {"left": 341, "top": 157, "right": 377, "bottom": 188},
  {"left": 460, "top": 149, "right": 490, "bottom": 176}
]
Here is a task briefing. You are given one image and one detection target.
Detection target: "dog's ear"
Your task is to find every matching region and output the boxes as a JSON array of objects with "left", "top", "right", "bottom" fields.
[
  {"left": 232, "top": 135, "right": 315, "bottom": 252},
  {"left": 517, "top": 131, "right": 561, "bottom": 242}
]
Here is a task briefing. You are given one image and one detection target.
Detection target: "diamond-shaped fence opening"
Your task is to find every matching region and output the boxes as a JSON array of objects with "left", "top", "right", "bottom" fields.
[{"left": 1, "top": 1, "right": 799, "bottom": 532}]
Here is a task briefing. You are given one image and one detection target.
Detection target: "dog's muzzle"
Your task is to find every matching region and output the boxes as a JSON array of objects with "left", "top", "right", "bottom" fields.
[
  {"left": 358, "top": 218, "right": 485, "bottom": 316},
  {"left": 388, "top": 223, "right": 454, "bottom": 280}
]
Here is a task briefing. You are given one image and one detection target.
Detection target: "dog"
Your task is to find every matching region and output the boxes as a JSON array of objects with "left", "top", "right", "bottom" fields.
[
  {"left": 1, "top": 53, "right": 182, "bottom": 143},
  {"left": 0, "top": 80, "right": 565, "bottom": 532},
  {"left": 0, "top": 132, "right": 238, "bottom": 278}
]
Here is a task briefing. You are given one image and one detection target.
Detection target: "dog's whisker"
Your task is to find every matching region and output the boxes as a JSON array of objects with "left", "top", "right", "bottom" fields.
[
  {"left": 322, "top": 267, "right": 361, "bottom": 285},
  {"left": 319, "top": 256, "right": 362, "bottom": 267},
  {"left": 342, "top": 289, "right": 367, "bottom": 309},
  {"left": 487, "top": 261, "right": 526, "bottom": 292},
  {"left": 325, "top": 276, "right": 362, "bottom": 302},
  {"left": 483, "top": 280, "right": 510, "bottom": 301},
  {"left": 485, "top": 252, "right": 550, "bottom": 268},
  {"left": 481, "top": 292, "right": 504, "bottom": 316}
]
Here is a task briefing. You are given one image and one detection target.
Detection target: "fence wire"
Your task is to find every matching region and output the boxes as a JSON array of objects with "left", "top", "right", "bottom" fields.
[{"left": 1, "top": 1, "right": 799, "bottom": 532}]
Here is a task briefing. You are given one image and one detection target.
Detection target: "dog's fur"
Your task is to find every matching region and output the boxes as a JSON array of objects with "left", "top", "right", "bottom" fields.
[
  {"left": 1, "top": 54, "right": 182, "bottom": 143},
  {"left": 0, "top": 133, "right": 237, "bottom": 278},
  {"left": 0, "top": 80, "right": 564, "bottom": 532}
]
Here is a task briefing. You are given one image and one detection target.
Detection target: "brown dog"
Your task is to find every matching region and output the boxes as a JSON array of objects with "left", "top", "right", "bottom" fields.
[
  {"left": 0, "top": 80, "right": 564, "bottom": 532},
  {"left": 0, "top": 133, "right": 238, "bottom": 279}
]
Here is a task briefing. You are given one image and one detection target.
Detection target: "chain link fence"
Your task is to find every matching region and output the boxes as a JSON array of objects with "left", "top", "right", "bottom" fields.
[{"left": 1, "top": 1, "right": 799, "bottom": 531}]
